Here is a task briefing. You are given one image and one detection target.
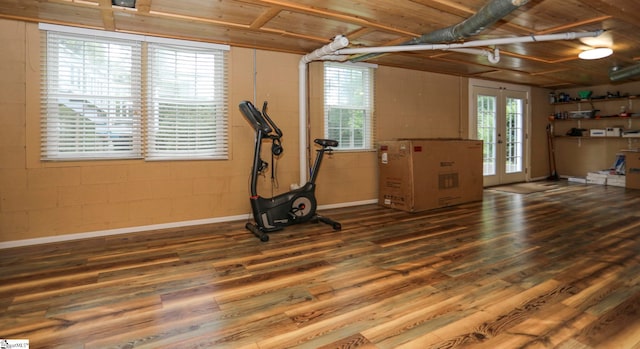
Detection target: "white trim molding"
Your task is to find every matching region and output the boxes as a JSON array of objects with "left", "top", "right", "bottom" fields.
[{"left": 0, "top": 199, "right": 379, "bottom": 249}]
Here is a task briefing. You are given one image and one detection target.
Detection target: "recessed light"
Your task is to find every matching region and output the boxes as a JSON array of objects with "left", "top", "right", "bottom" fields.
[{"left": 579, "top": 47, "right": 613, "bottom": 60}]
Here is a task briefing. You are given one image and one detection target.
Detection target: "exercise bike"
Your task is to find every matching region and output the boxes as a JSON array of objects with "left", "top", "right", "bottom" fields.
[{"left": 239, "top": 100, "right": 341, "bottom": 241}]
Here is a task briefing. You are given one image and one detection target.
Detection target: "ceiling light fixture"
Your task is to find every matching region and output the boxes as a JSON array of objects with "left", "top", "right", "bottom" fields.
[{"left": 579, "top": 47, "right": 613, "bottom": 60}]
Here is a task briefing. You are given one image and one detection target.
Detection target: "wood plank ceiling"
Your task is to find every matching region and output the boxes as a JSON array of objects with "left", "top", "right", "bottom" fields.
[{"left": 1, "top": 0, "right": 640, "bottom": 88}]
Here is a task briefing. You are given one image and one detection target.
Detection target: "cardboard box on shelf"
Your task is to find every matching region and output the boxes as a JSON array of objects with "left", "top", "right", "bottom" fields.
[
  {"left": 378, "top": 139, "right": 483, "bottom": 212},
  {"left": 589, "top": 129, "right": 606, "bottom": 137}
]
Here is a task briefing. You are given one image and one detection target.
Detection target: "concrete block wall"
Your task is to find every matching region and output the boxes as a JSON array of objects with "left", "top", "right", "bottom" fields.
[{"left": 1, "top": 18, "right": 562, "bottom": 245}]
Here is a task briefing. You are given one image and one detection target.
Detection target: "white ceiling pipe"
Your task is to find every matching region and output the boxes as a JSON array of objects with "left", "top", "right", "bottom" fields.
[
  {"left": 488, "top": 48, "right": 500, "bottom": 64},
  {"left": 448, "top": 48, "right": 500, "bottom": 63},
  {"left": 322, "top": 48, "right": 500, "bottom": 64},
  {"left": 302, "top": 35, "right": 349, "bottom": 63},
  {"left": 298, "top": 35, "right": 349, "bottom": 185},
  {"left": 318, "top": 55, "right": 350, "bottom": 61},
  {"left": 333, "top": 31, "right": 603, "bottom": 56}
]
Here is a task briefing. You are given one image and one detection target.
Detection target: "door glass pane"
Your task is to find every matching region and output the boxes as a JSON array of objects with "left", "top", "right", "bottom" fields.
[
  {"left": 477, "top": 95, "right": 497, "bottom": 176},
  {"left": 505, "top": 97, "right": 523, "bottom": 173}
]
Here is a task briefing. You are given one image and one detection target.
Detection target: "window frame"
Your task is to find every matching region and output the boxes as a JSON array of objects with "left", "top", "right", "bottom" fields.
[
  {"left": 323, "top": 62, "right": 375, "bottom": 151},
  {"left": 145, "top": 40, "right": 228, "bottom": 161},
  {"left": 40, "top": 28, "right": 144, "bottom": 161},
  {"left": 39, "top": 24, "right": 229, "bottom": 162}
]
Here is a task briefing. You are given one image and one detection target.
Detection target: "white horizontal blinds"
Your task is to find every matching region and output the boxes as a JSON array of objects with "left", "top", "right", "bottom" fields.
[
  {"left": 39, "top": 24, "right": 229, "bottom": 161},
  {"left": 323, "top": 62, "right": 374, "bottom": 150},
  {"left": 41, "top": 30, "right": 142, "bottom": 160},
  {"left": 146, "top": 43, "right": 228, "bottom": 160}
]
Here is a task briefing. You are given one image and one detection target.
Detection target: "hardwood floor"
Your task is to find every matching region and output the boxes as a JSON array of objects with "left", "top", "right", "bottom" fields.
[{"left": 1, "top": 180, "right": 639, "bottom": 349}]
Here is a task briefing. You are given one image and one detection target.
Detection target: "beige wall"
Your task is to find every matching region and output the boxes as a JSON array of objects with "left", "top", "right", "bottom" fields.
[
  {"left": 374, "top": 66, "right": 469, "bottom": 140},
  {"left": 530, "top": 88, "right": 555, "bottom": 179},
  {"left": 0, "top": 18, "right": 552, "bottom": 244}
]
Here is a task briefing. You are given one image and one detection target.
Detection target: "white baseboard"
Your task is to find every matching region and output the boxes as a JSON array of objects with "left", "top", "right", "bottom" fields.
[
  {"left": 0, "top": 214, "right": 252, "bottom": 250},
  {"left": 318, "top": 199, "right": 378, "bottom": 210},
  {"left": 0, "top": 199, "right": 379, "bottom": 249}
]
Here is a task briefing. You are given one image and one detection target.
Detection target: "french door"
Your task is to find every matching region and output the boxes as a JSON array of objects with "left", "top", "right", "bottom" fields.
[{"left": 470, "top": 80, "right": 529, "bottom": 187}]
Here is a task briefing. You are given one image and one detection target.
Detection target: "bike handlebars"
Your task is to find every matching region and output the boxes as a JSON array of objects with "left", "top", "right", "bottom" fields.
[
  {"left": 239, "top": 100, "right": 283, "bottom": 140},
  {"left": 239, "top": 100, "right": 271, "bottom": 134}
]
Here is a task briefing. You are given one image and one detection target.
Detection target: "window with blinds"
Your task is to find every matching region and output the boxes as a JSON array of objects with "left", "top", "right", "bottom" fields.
[
  {"left": 41, "top": 30, "right": 143, "bottom": 160},
  {"left": 323, "top": 62, "right": 375, "bottom": 151},
  {"left": 146, "top": 42, "right": 227, "bottom": 160},
  {"left": 40, "top": 24, "right": 229, "bottom": 161}
]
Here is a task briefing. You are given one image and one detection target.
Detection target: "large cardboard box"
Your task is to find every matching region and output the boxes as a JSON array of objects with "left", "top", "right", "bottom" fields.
[
  {"left": 623, "top": 150, "right": 640, "bottom": 189},
  {"left": 378, "top": 139, "right": 483, "bottom": 212}
]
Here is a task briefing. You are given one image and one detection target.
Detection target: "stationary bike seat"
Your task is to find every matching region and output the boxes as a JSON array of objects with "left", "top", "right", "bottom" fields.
[{"left": 314, "top": 139, "right": 338, "bottom": 147}]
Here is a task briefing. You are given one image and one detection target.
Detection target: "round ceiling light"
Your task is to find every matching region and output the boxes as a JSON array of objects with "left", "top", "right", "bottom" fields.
[{"left": 579, "top": 47, "right": 613, "bottom": 60}]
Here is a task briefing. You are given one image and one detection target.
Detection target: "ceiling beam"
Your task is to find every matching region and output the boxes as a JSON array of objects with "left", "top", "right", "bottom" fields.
[
  {"left": 409, "top": 0, "right": 475, "bottom": 17},
  {"left": 249, "top": 0, "right": 419, "bottom": 37},
  {"left": 345, "top": 27, "right": 376, "bottom": 41},
  {"left": 535, "top": 16, "right": 612, "bottom": 35},
  {"left": 98, "top": 0, "right": 115, "bottom": 30},
  {"left": 136, "top": 0, "right": 151, "bottom": 13},
  {"left": 142, "top": 8, "right": 329, "bottom": 45},
  {"left": 250, "top": 6, "right": 282, "bottom": 29},
  {"left": 582, "top": 0, "right": 640, "bottom": 27},
  {"left": 147, "top": 10, "right": 249, "bottom": 30}
]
